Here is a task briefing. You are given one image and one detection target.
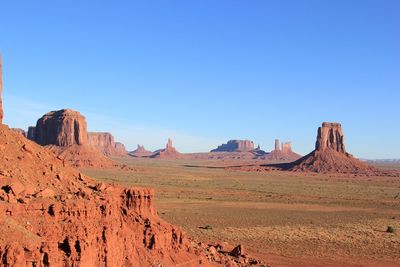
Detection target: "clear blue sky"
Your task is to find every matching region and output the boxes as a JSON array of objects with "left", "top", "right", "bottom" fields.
[{"left": 1, "top": 0, "right": 399, "bottom": 158}]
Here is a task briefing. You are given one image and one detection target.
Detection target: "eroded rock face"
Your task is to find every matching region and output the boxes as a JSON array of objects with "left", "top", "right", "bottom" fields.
[
  {"left": 35, "top": 109, "right": 88, "bottom": 146},
  {"left": 281, "top": 142, "right": 292, "bottom": 154},
  {"left": 315, "top": 122, "right": 345, "bottom": 153},
  {"left": 0, "top": 125, "right": 207, "bottom": 266},
  {"left": 88, "top": 132, "right": 127, "bottom": 157},
  {"left": 211, "top": 140, "right": 255, "bottom": 152},
  {"left": 27, "top": 126, "right": 36, "bottom": 141}
]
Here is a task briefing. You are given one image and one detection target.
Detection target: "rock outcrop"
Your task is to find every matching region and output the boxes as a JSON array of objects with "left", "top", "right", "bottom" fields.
[
  {"left": 88, "top": 132, "right": 127, "bottom": 157},
  {"left": 0, "top": 124, "right": 218, "bottom": 266},
  {"left": 32, "top": 109, "right": 122, "bottom": 169},
  {"left": 286, "top": 122, "right": 389, "bottom": 175},
  {"left": 27, "top": 126, "right": 36, "bottom": 141},
  {"left": 34, "top": 109, "right": 88, "bottom": 146},
  {"left": 129, "top": 144, "right": 153, "bottom": 158},
  {"left": 0, "top": 69, "right": 264, "bottom": 266},
  {"left": 211, "top": 140, "right": 255, "bottom": 152},
  {"left": 11, "top": 128, "right": 27, "bottom": 137},
  {"left": 266, "top": 139, "right": 301, "bottom": 161},
  {"left": 150, "top": 138, "right": 184, "bottom": 159}
]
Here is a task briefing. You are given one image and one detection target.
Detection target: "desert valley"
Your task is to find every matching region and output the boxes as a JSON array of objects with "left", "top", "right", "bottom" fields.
[{"left": 0, "top": 54, "right": 399, "bottom": 267}]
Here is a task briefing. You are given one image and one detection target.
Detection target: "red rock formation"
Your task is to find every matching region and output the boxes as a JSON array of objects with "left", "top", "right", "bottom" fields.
[
  {"left": 316, "top": 122, "right": 346, "bottom": 153},
  {"left": 35, "top": 109, "right": 88, "bottom": 146},
  {"left": 129, "top": 144, "right": 153, "bottom": 158},
  {"left": 0, "top": 125, "right": 210, "bottom": 266},
  {"left": 275, "top": 139, "right": 280, "bottom": 151},
  {"left": 281, "top": 142, "right": 292, "bottom": 154},
  {"left": 150, "top": 138, "right": 184, "bottom": 159},
  {"left": 88, "top": 132, "right": 127, "bottom": 157},
  {"left": 0, "top": 80, "right": 263, "bottom": 266},
  {"left": 287, "top": 122, "right": 388, "bottom": 175},
  {"left": 27, "top": 126, "right": 36, "bottom": 141},
  {"left": 267, "top": 139, "right": 301, "bottom": 161},
  {"left": 11, "top": 128, "right": 27, "bottom": 137},
  {"left": 32, "top": 109, "right": 122, "bottom": 169},
  {"left": 211, "top": 140, "right": 255, "bottom": 152}
]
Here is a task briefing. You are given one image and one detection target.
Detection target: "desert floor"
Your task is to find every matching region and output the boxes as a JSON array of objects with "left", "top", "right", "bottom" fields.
[{"left": 84, "top": 158, "right": 400, "bottom": 267}]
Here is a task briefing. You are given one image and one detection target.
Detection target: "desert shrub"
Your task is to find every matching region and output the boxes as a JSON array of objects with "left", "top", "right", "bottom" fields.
[
  {"left": 200, "top": 224, "right": 213, "bottom": 230},
  {"left": 386, "top": 226, "right": 395, "bottom": 233}
]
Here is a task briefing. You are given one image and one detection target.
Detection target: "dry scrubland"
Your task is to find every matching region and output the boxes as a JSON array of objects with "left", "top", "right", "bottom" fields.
[{"left": 84, "top": 158, "right": 400, "bottom": 267}]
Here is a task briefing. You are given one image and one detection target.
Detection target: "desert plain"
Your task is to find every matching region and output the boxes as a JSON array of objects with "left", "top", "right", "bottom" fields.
[{"left": 84, "top": 158, "right": 400, "bottom": 267}]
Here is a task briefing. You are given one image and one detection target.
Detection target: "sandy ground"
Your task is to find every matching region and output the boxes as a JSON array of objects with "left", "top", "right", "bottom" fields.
[{"left": 84, "top": 158, "right": 400, "bottom": 267}]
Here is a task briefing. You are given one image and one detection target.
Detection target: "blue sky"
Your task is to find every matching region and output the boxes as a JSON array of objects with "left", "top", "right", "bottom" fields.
[{"left": 0, "top": 0, "right": 399, "bottom": 158}]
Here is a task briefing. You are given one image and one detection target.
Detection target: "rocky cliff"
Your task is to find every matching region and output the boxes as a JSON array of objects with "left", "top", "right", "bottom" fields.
[
  {"left": 0, "top": 70, "right": 263, "bottom": 266},
  {"left": 35, "top": 109, "right": 88, "bottom": 146},
  {"left": 211, "top": 140, "right": 255, "bottom": 152},
  {"left": 88, "top": 132, "right": 127, "bottom": 157},
  {"left": 27, "top": 126, "right": 36, "bottom": 141},
  {"left": 32, "top": 109, "right": 122, "bottom": 169},
  {"left": 0, "top": 125, "right": 214, "bottom": 266}
]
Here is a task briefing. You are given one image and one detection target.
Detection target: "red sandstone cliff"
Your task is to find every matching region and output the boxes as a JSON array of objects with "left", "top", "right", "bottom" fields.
[
  {"left": 33, "top": 109, "right": 121, "bottom": 169},
  {"left": 88, "top": 132, "right": 127, "bottom": 157},
  {"left": 35, "top": 109, "right": 88, "bottom": 146},
  {"left": 0, "top": 69, "right": 264, "bottom": 266}
]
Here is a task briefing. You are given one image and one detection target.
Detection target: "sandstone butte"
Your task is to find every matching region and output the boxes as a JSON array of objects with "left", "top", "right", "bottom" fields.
[
  {"left": 285, "top": 122, "right": 398, "bottom": 175},
  {"left": 211, "top": 140, "right": 255, "bottom": 153},
  {"left": 31, "top": 109, "right": 123, "bottom": 169},
  {"left": 88, "top": 132, "right": 127, "bottom": 157},
  {"left": 150, "top": 138, "right": 184, "bottom": 159},
  {"left": 0, "top": 57, "right": 266, "bottom": 266},
  {"left": 129, "top": 144, "right": 154, "bottom": 158},
  {"left": 265, "top": 139, "right": 301, "bottom": 161}
]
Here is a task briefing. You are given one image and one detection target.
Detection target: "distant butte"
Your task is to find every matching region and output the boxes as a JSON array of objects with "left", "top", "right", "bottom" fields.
[
  {"left": 31, "top": 109, "right": 122, "bottom": 169},
  {"left": 88, "top": 132, "right": 127, "bottom": 157},
  {"left": 150, "top": 138, "right": 184, "bottom": 159},
  {"left": 211, "top": 140, "right": 255, "bottom": 152},
  {"left": 129, "top": 144, "right": 153, "bottom": 158},
  {"left": 265, "top": 139, "right": 301, "bottom": 161},
  {"left": 284, "top": 122, "right": 396, "bottom": 175}
]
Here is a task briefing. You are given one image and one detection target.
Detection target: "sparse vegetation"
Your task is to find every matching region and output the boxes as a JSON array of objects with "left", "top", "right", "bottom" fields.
[
  {"left": 85, "top": 158, "right": 400, "bottom": 266},
  {"left": 386, "top": 226, "right": 396, "bottom": 233}
]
